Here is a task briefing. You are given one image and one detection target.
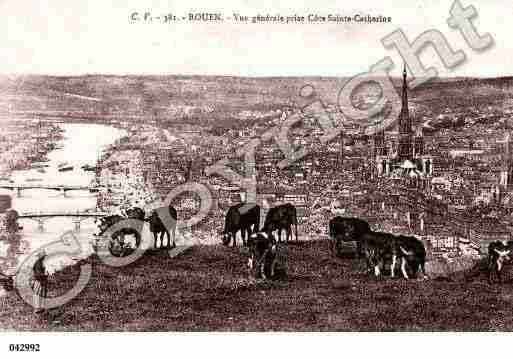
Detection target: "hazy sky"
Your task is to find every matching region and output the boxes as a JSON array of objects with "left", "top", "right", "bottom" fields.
[{"left": 0, "top": 0, "right": 509, "bottom": 77}]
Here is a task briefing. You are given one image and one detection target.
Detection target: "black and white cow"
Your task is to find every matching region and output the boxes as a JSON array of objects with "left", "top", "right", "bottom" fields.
[
  {"left": 246, "top": 232, "right": 278, "bottom": 280},
  {"left": 328, "top": 217, "right": 371, "bottom": 257},
  {"left": 488, "top": 241, "right": 513, "bottom": 284},
  {"left": 94, "top": 213, "right": 142, "bottom": 256},
  {"left": 361, "top": 232, "right": 428, "bottom": 280},
  {"left": 395, "top": 235, "right": 428, "bottom": 280},
  {"left": 360, "top": 231, "right": 399, "bottom": 278},
  {"left": 221, "top": 203, "right": 260, "bottom": 247},
  {"left": 262, "top": 203, "right": 298, "bottom": 243}
]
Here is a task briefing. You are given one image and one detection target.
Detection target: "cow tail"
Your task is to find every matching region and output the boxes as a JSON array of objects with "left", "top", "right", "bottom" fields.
[{"left": 295, "top": 209, "right": 299, "bottom": 242}]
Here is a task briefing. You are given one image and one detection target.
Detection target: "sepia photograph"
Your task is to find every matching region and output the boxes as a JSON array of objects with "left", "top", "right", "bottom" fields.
[{"left": 1, "top": 0, "right": 513, "bottom": 354}]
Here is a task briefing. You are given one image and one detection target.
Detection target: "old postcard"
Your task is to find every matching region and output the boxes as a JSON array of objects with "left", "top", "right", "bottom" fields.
[{"left": 0, "top": 0, "right": 512, "bottom": 352}]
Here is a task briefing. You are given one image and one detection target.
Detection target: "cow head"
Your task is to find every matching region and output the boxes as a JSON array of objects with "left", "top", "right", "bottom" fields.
[{"left": 126, "top": 207, "right": 145, "bottom": 221}]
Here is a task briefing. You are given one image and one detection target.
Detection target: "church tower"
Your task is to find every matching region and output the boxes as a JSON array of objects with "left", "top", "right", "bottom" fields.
[
  {"left": 373, "top": 126, "right": 387, "bottom": 157},
  {"left": 500, "top": 132, "right": 513, "bottom": 189},
  {"left": 397, "top": 66, "right": 413, "bottom": 161}
]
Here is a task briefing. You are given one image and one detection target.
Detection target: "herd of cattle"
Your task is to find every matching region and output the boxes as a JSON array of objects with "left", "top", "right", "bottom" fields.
[{"left": 93, "top": 201, "right": 513, "bottom": 284}]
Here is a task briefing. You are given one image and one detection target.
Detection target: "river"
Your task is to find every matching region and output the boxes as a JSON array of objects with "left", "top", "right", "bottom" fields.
[{"left": 0, "top": 122, "right": 127, "bottom": 274}]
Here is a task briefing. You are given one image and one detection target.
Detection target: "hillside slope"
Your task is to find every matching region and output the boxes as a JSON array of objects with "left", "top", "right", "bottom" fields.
[{"left": 0, "top": 241, "right": 511, "bottom": 331}]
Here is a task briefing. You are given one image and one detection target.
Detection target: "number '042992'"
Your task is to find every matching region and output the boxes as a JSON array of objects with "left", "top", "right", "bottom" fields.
[{"left": 9, "top": 344, "right": 40, "bottom": 352}]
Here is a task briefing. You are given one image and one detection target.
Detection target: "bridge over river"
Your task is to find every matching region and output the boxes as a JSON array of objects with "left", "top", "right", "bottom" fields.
[
  {"left": 0, "top": 183, "right": 104, "bottom": 197},
  {"left": 17, "top": 210, "right": 109, "bottom": 230}
]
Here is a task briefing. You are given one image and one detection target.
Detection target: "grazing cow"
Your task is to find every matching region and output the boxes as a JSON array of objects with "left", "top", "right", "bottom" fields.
[
  {"left": 247, "top": 232, "right": 278, "bottom": 280},
  {"left": 360, "top": 231, "right": 400, "bottom": 278},
  {"left": 488, "top": 241, "right": 513, "bottom": 284},
  {"left": 147, "top": 205, "right": 178, "bottom": 249},
  {"left": 395, "top": 235, "right": 428, "bottom": 279},
  {"left": 262, "top": 203, "right": 298, "bottom": 243},
  {"left": 221, "top": 203, "right": 260, "bottom": 247},
  {"left": 328, "top": 217, "right": 370, "bottom": 257}
]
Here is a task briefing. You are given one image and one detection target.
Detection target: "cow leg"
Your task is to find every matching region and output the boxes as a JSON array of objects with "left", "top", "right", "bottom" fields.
[
  {"left": 374, "top": 264, "right": 381, "bottom": 277},
  {"left": 270, "top": 245, "right": 277, "bottom": 278},
  {"left": 165, "top": 230, "right": 171, "bottom": 248},
  {"left": 259, "top": 249, "right": 269, "bottom": 280},
  {"left": 232, "top": 232, "right": 237, "bottom": 247},
  {"left": 419, "top": 261, "right": 428, "bottom": 280},
  {"left": 356, "top": 241, "right": 362, "bottom": 259},
  {"left": 391, "top": 254, "right": 397, "bottom": 278},
  {"left": 172, "top": 227, "right": 176, "bottom": 248},
  {"left": 153, "top": 232, "right": 158, "bottom": 249},
  {"left": 488, "top": 258, "right": 495, "bottom": 284},
  {"left": 497, "top": 259, "right": 503, "bottom": 284},
  {"left": 401, "top": 257, "right": 409, "bottom": 279},
  {"left": 247, "top": 254, "right": 254, "bottom": 273}
]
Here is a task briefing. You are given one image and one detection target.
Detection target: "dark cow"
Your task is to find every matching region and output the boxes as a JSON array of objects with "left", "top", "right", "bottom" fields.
[
  {"left": 360, "top": 231, "right": 399, "bottom": 278},
  {"left": 262, "top": 203, "right": 298, "bottom": 243},
  {"left": 221, "top": 203, "right": 260, "bottom": 247},
  {"left": 328, "top": 217, "right": 370, "bottom": 257},
  {"left": 488, "top": 241, "right": 513, "bottom": 284},
  {"left": 247, "top": 232, "right": 278, "bottom": 280},
  {"left": 147, "top": 205, "right": 178, "bottom": 249},
  {"left": 395, "top": 235, "right": 428, "bottom": 280}
]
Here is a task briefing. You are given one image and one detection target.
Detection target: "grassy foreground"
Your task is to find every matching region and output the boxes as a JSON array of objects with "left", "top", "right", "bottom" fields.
[{"left": 0, "top": 240, "right": 512, "bottom": 331}]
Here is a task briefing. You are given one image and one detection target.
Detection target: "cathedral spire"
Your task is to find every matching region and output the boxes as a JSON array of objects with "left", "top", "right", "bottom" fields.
[
  {"left": 399, "top": 65, "right": 411, "bottom": 135},
  {"left": 397, "top": 64, "right": 413, "bottom": 160},
  {"left": 402, "top": 65, "right": 408, "bottom": 112}
]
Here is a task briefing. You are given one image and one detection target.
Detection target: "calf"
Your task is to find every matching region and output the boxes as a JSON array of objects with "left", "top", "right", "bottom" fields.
[
  {"left": 328, "top": 217, "right": 370, "bottom": 257},
  {"left": 488, "top": 241, "right": 513, "bottom": 284},
  {"left": 246, "top": 232, "right": 278, "bottom": 280}
]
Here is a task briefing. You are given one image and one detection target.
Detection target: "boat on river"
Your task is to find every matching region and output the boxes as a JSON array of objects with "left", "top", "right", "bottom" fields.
[
  {"left": 81, "top": 164, "right": 98, "bottom": 172},
  {"left": 58, "top": 162, "right": 74, "bottom": 172}
]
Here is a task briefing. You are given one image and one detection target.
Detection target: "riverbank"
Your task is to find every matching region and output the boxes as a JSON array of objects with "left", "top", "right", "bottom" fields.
[
  {"left": 0, "top": 240, "right": 510, "bottom": 331},
  {"left": 0, "top": 120, "right": 63, "bottom": 178}
]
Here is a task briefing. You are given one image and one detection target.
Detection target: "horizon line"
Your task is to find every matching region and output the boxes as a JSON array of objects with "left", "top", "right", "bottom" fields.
[{"left": 2, "top": 72, "right": 513, "bottom": 80}]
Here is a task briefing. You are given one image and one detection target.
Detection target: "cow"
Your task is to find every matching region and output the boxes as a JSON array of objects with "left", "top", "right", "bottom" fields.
[
  {"left": 262, "top": 203, "right": 298, "bottom": 243},
  {"left": 94, "top": 213, "right": 142, "bottom": 256},
  {"left": 487, "top": 241, "right": 513, "bottom": 284},
  {"left": 395, "top": 235, "right": 428, "bottom": 280},
  {"left": 221, "top": 203, "right": 260, "bottom": 247},
  {"left": 360, "top": 231, "right": 400, "bottom": 278},
  {"left": 328, "top": 217, "right": 370, "bottom": 257},
  {"left": 246, "top": 232, "right": 278, "bottom": 280},
  {"left": 147, "top": 205, "right": 178, "bottom": 249}
]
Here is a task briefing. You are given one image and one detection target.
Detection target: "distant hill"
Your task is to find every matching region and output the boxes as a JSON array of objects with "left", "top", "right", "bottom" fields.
[{"left": 1, "top": 74, "right": 513, "bottom": 128}]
